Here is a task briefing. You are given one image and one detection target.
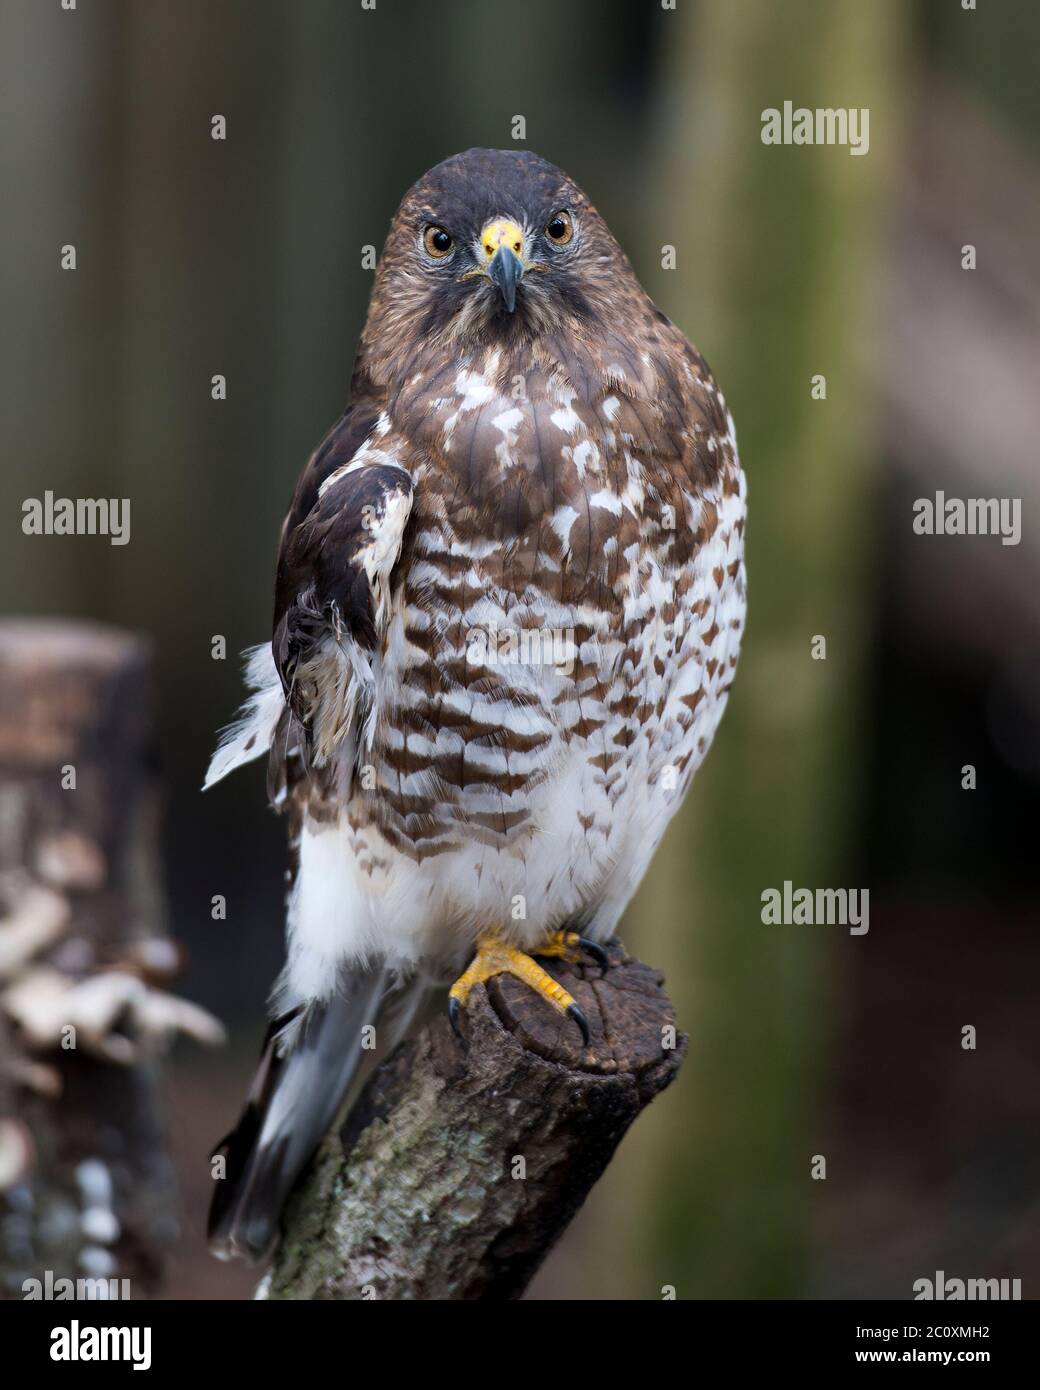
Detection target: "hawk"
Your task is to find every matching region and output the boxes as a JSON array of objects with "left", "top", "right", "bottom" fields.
[{"left": 205, "top": 148, "right": 746, "bottom": 1260}]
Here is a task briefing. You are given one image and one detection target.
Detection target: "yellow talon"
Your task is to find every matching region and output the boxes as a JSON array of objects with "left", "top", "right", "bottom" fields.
[
  {"left": 533, "top": 929, "right": 584, "bottom": 963},
  {"left": 448, "top": 933, "right": 590, "bottom": 1044}
]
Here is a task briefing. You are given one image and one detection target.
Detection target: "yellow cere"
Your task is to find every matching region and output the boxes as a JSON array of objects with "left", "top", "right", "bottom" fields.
[{"left": 480, "top": 218, "right": 525, "bottom": 261}]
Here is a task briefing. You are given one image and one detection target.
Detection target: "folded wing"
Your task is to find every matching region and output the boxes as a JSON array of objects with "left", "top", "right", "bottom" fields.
[{"left": 204, "top": 405, "right": 414, "bottom": 798}]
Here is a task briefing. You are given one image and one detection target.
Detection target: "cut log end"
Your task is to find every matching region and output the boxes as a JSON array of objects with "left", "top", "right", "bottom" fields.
[{"left": 486, "top": 940, "right": 683, "bottom": 1082}]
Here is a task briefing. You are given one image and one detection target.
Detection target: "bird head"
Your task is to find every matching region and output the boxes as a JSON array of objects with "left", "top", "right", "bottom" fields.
[{"left": 360, "top": 148, "right": 636, "bottom": 371}]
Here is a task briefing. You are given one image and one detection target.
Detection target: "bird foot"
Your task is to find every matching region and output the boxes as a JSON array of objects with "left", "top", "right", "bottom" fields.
[{"left": 448, "top": 932, "right": 599, "bottom": 1045}]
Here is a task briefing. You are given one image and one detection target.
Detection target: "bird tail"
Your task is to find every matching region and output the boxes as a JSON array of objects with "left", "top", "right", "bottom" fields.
[{"left": 207, "top": 967, "right": 390, "bottom": 1263}]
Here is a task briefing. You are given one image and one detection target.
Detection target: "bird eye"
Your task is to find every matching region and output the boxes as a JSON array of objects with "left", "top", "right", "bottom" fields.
[
  {"left": 423, "top": 225, "right": 454, "bottom": 258},
  {"left": 545, "top": 211, "right": 573, "bottom": 245}
]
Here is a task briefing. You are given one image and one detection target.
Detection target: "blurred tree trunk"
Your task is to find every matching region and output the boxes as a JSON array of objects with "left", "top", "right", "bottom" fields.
[
  {"left": 580, "top": 0, "right": 907, "bottom": 1297},
  {"left": 0, "top": 622, "right": 175, "bottom": 1298}
]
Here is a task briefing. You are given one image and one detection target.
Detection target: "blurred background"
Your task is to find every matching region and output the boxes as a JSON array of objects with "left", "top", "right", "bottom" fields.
[{"left": 1, "top": 0, "right": 1037, "bottom": 1299}]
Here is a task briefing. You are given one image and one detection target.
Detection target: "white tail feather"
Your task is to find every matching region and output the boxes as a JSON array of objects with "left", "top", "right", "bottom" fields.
[{"left": 203, "top": 644, "right": 284, "bottom": 790}]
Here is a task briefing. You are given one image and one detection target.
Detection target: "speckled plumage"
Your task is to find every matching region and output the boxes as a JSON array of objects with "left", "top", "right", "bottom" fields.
[{"left": 206, "top": 149, "right": 745, "bottom": 1259}]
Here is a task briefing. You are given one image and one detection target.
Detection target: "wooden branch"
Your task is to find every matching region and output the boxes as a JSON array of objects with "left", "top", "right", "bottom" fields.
[{"left": 263, "top": 944, "right": 686, "bottom": 1300}]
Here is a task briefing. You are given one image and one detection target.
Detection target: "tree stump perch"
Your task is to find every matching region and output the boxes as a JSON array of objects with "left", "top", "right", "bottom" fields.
[{"left": 263, "top": 943, "right": 686, "bottom": 1300}]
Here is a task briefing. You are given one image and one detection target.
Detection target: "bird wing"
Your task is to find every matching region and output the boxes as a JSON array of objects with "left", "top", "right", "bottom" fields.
[
  {"left": 203, "top": 403, "right": 414, "bottom": 795},
  {"left": 204, "top": 405, "right": 417, "bottom": 1261},
  {"left": 273, "top": 406, "right": 414, "bottom": 764}
]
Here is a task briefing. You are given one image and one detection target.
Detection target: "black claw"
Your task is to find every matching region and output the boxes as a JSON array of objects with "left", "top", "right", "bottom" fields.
[
  {"left": 578, "top": 936, "right": 609, "bottom": 969},
  {"left": 567, "top": 1002, "right": 590, "bottom": 1047},
  {"left": 448, "top": 995, "right": 463, "bottom": 1040}
]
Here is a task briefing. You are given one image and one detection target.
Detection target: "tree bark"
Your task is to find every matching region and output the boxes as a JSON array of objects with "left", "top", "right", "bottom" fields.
[{"left": 263, "top": 943, "right": 686, "bottom": 1300}]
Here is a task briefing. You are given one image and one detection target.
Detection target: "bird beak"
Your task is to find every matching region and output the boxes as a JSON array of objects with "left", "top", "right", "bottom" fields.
[
  {"left": 479, "top": 218, "right": 526, "bottom": 313},
  {"left": 486, "top": 245, "right": 523, "bottom": 313}
]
